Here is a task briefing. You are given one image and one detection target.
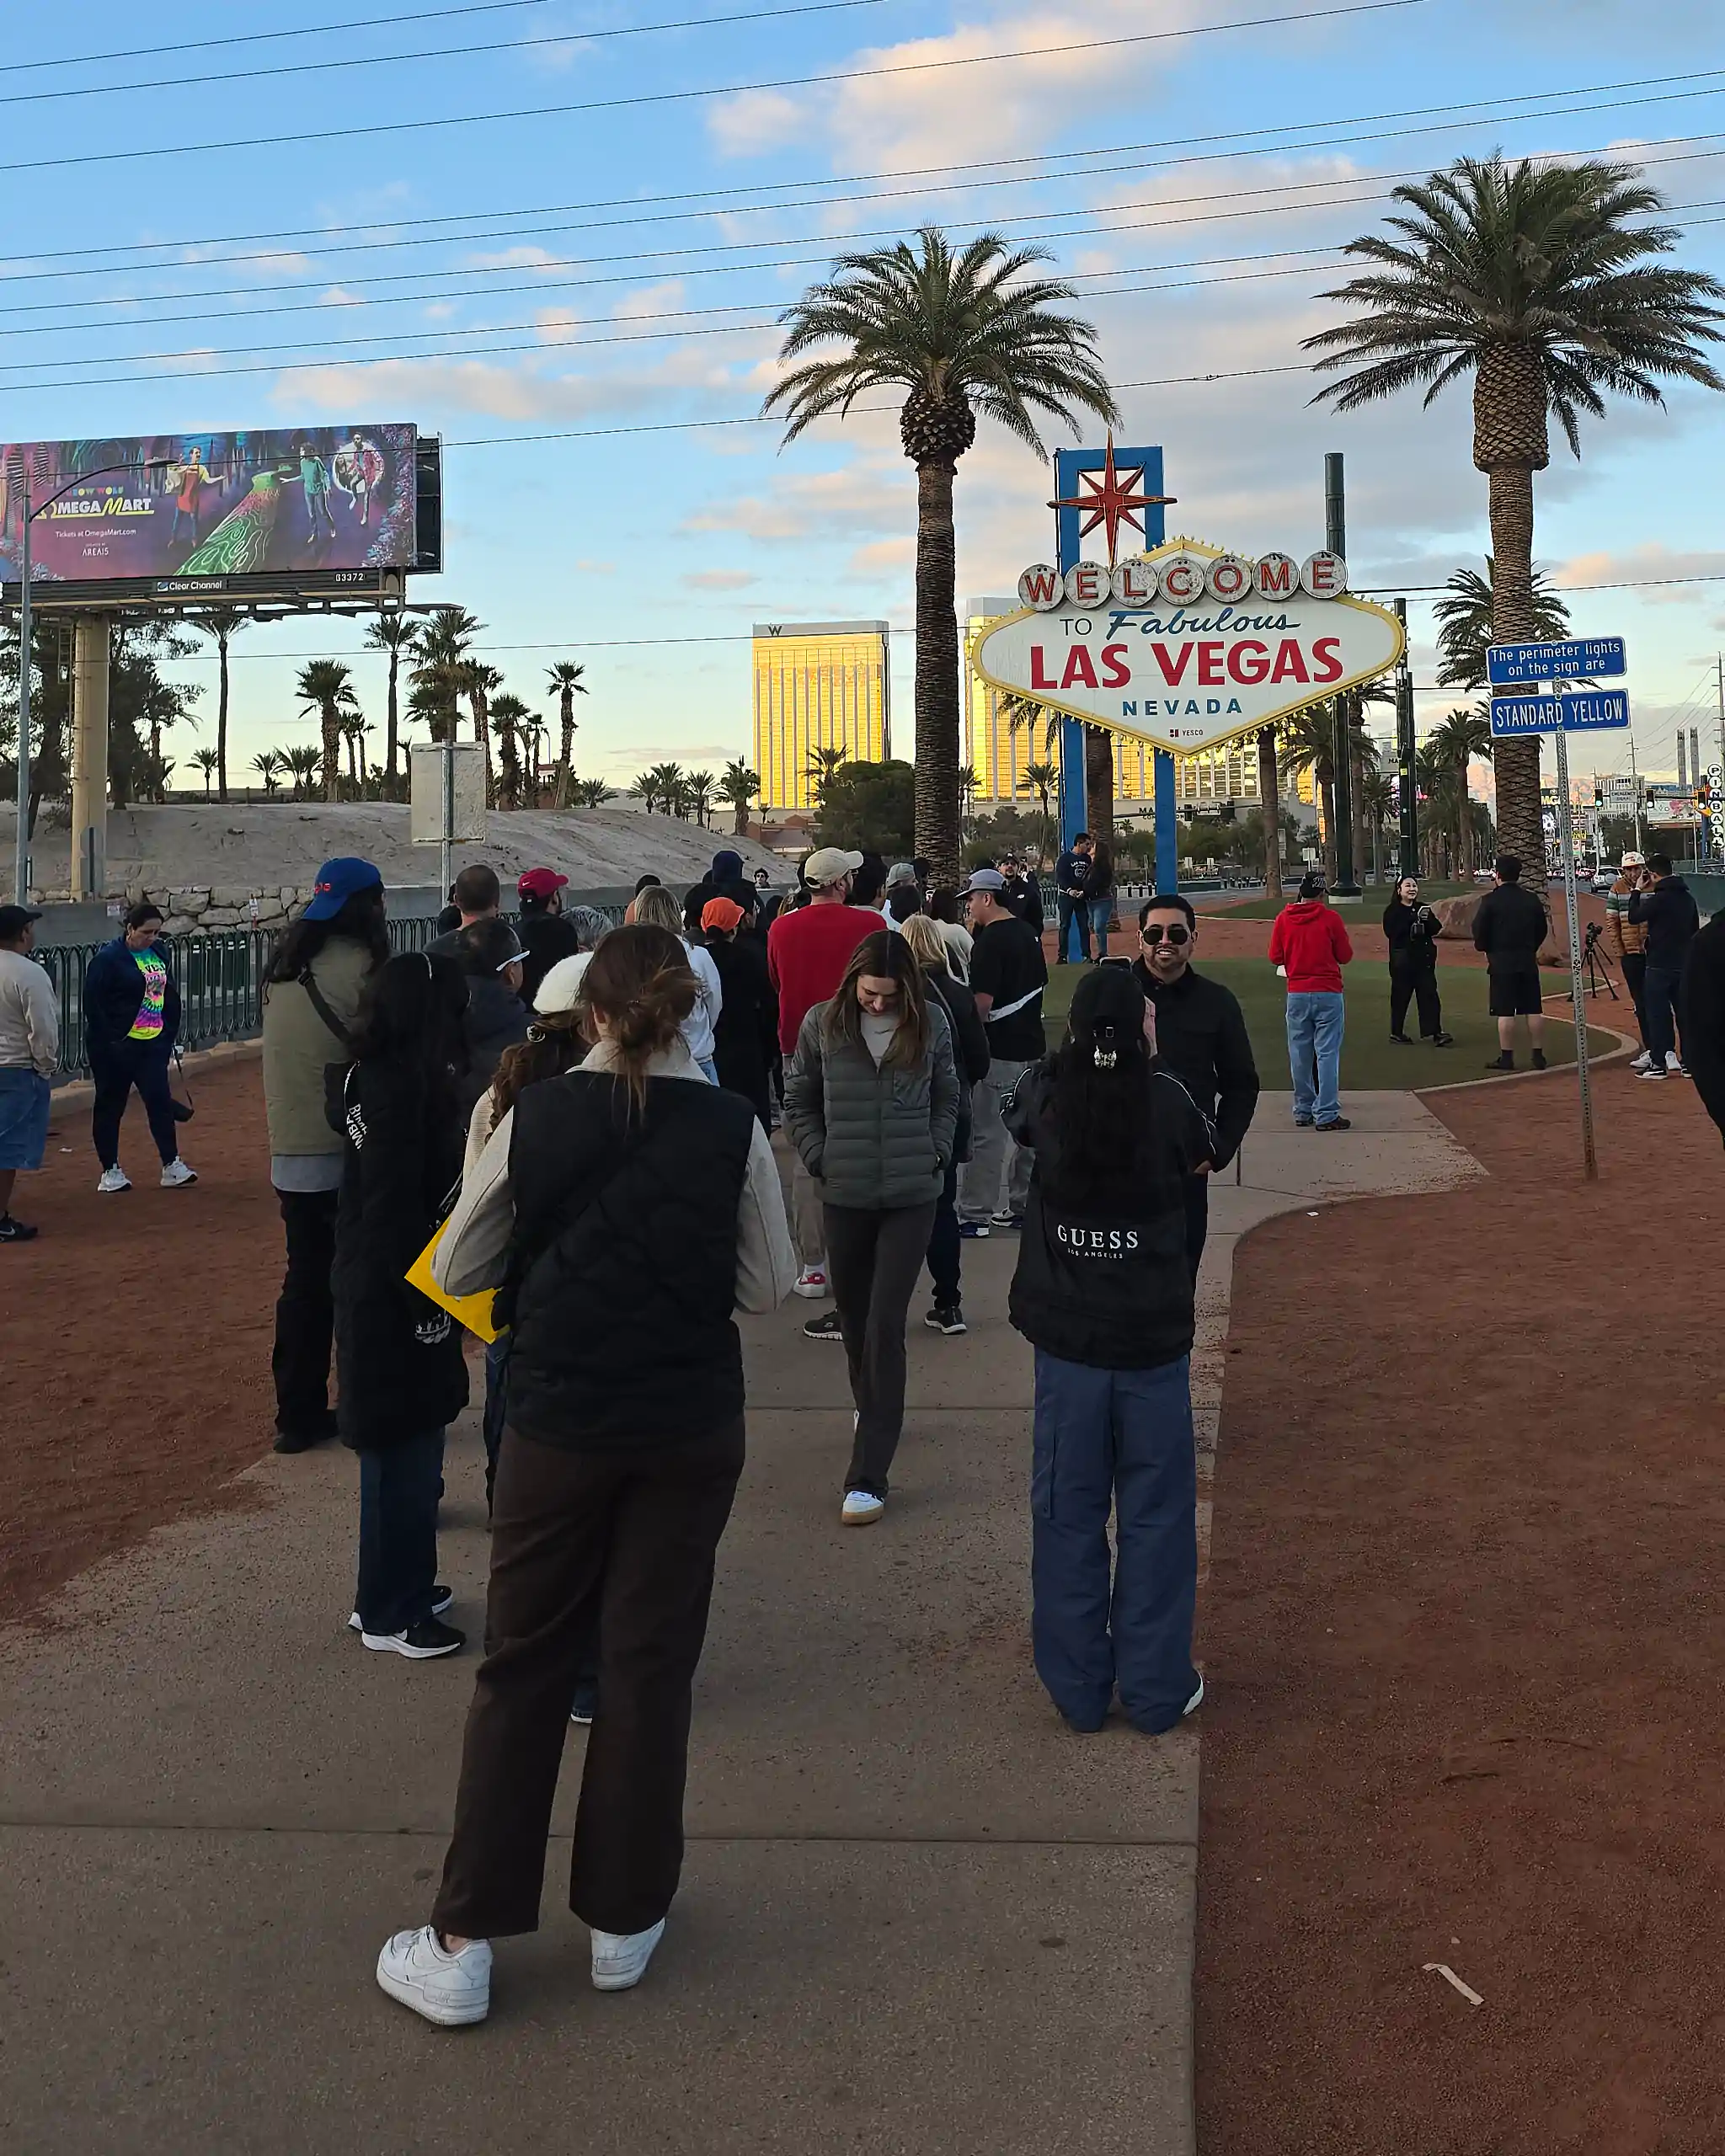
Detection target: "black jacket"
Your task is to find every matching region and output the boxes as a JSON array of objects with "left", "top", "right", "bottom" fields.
[
  {"left": 1130, "top": 960, "right": 1258, "bottom": 1169},
  {"left": 518, "top": 911, "right": 581, "bottom": 1006},
  {"left": 683, "top": 874, "right": 759, "bottom": 935},
  {"left": 329, "top": 1059, "right": 470, "bottom": 1449},
  {"left": 503, "top": 1070, "right": 759, "bottom": 1449},
  {"left": 1628, "top": 875, "right": 1701, "bottom": 970},
  {"left": 83, "top": 936, "right": 183, "bottom": 1057},
  {"left": 1004, "top": 1056, "right": 1213, "bottom": 1369},
  {"left": 708, "top": 930, "right": 777, "bottom": 1117},
  {"left": 1683, "top": 915, "right": 1725, "bottom": 1142},
  {"left": 1471, "top": 882, "right": 1547, "bottom": 967},
  {"left": 921, "top": 963, "right": 990, "bottom": 1162},
  {"left": 1383, "top": 897, "right": 1441, "bottom": 969},
  {"left": 1001, "top": 873, "right": 1044, "bottom": 934},
  {"left": 456, "top": 973, "right": 530, "bottom": 1118}
]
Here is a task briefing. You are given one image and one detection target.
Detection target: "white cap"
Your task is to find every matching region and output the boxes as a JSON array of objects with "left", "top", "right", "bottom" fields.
[{"left": 534, "top": 953, "right": 592, "bottom": 1013}]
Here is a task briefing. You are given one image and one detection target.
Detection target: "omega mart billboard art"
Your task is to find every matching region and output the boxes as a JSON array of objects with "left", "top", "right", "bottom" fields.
[
  {"left": 0, "top": 424, "right": 418, "bottom": 590},
  {"left": 972, "top": 536, "right": 1405, "bottom": 759}
]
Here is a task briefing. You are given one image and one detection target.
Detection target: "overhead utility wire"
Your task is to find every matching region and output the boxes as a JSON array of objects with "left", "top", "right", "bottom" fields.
[
  {"left": 0, "top": 0, "right": 1440, "bottom": 173},
  {"left": 13, "top": 0, "right": 558, "bottom": 72}
]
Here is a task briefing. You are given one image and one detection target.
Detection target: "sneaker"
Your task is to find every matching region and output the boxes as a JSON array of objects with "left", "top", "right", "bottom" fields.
[
  {"left": 1315, "top": 1118, "right": 1352, "bottom": 1132},
  {"left": 989, "top": 1209, "right": 1026, "bottom": 1230},
  {"left": 360, "top": 1615, "right": 466, "bottom": 1658},
  {"left": 96, "top": 1166, "right": 131, "bottom": 1194},
  {"left": 793, "top": 1267, "right": 829, "bottom": 1299},
  {"left": 1432, "top": 1032, "right": 1455, "bottom": 1047},
  {"left": 570, "top": 1680, "right": 598, "bottom": 1726},
  {"left": 1183, "top": 1674, "right": 1205, "bottom": 1719},
  {"left": 924, "top": 1302, "right": 967, "bottom": 1336},
  {"left": 802, "top": 1309, "right": 845, "bottom": 1342},
  {"left": 1388, "top": 1031, "right": 1413, "bottom": 1044},
  {"left": 376, "top": 1925, "right": 492, "bottom": 2027},
  {"left": 0, "top": 1214, "right": 39, "bottom": 1243},
  {"left": 958, "top": 1219, "right": 991, "bottom": 1239},
  {"left": 350, "top": 1587, "right": 453, "bottom": 1632},
  {"left": 1128, "top": 1674, "right": 1206, "bottom": 1737},
  {"left": 1485, "top": 1054, "right": 1514, "bottom": 1072},
  {"left": 591, "top": 1918, "right": 665, "bottom": 1993},
  {"left": 1639, "top": 1064, "right": 1668, "bottom": 1080},
  {"left": 1668, "top": 1054, "right": 1689, "bottom": 1076},
  {"left": 841, "top": 1489, "right": 885, "bottom": 1525},
  {"left": 1293, "top": 1116, "right": 1314, "bottom": 1129},
  {"left": 1630, "top": 1050, "right": 1653, "bottom": 1072},
  {"left": 1530, "top": 1050, "right": 1548, "bottom": 1070},
  {"left": 159, "top": 1158, "right": 198, "bottom": 1188}
]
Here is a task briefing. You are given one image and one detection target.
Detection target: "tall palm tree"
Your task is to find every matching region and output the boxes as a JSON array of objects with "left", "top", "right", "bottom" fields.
[
  {"left": 1358, "top": 769, "right": 1397, "bottom": 883},
  {"left": 1276, "top": 703, "right": 1340, "bottom": 881},
  {"left": 191, "top": 745, "right": 220, "bottom": 795},
  {"left": 686, "top": 770, "right": 715, "bottom": 829},
  {"left": 282, "top": 744, "right": 322, "bottom": 800},
  {"left": 1432, "top": 559, "right": 1573, "bottom": 690},
  {"left": 296, "top": 659, "right": 360, "bottom": 802},
  {"left": 1306, "top": 152, "right": 1725, "bottom": 883},
  {"left": 1428, "top": 704, "right": 1494, "bottom": 877},
  {"left": 458, "top": 661, "right": 502, "bottom": 804},
  {"left": 718, "top": 758, "right": 761, "bottom": 836},
  {"left": 185, "top": 606, "right": 248, "bottom": 803},
  {"left": 412, "top": 605, "right": 483, "bottom": 761},
  {"left": 545, "top": 660, "right": 588, "bottom": 808},
  {"left": 364, "top": 612, "right": 420, "bottom": 792},
  {"left": 804, "top": 744, "right": 848, "bottom": 807},
  {"left": 1023, "top": 758, "right": 1058, "bottom": 867},
  {"left": 765, "top": 227, "right": 1118, "bottom": 882},
  {"left": 251, "top": 748, "right": 283, "bottom": 798},
  {"left": 489, "top": 691, "right": 531, "bottom": 810},
  {"left": 1256, "top": 728, "right": 1284, "bottom": 902}
]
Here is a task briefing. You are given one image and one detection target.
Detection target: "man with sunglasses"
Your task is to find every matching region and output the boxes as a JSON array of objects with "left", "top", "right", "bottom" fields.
[{"left": 1131, "top": 894, "right": 1259, "bottom": 1273}]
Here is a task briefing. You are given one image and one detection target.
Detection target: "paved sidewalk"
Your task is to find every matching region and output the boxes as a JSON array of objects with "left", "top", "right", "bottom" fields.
[{"left": 0, "top": 1100, "right": 1478, "bottom": 2154}]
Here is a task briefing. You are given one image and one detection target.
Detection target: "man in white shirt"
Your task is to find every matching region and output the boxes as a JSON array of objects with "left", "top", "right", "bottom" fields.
[{"left": 0, "top": 905, "right": 60, "bottom": 1243}]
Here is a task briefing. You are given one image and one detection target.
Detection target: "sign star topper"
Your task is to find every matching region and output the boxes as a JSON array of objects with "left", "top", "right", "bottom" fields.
[{"left": 1048, "top": 436, "right": 1177, "bottom": 568}]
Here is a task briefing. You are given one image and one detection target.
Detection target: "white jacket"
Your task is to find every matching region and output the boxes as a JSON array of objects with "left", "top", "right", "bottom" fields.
[{"left": 0, "top": 948, "right": 60, "bottom": 1078}]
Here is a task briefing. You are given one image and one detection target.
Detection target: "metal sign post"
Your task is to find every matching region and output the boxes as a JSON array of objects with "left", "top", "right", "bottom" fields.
[{"left": 1489, "top": 640, "right": 1631, "bottom": 1183}]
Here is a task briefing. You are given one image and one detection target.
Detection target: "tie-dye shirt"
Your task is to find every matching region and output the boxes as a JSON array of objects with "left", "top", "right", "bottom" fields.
[{"left": 128, "top": 948, "right": 168, "bottom": 1042}]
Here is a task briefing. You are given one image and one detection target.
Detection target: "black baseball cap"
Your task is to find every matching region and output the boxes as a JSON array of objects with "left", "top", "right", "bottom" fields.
[{"left": 0, "top": 904, "right": 43, "bottom": 939}]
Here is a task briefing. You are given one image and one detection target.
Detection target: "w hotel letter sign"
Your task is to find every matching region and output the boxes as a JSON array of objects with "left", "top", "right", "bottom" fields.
[{"left": 972, "top": 536, "right": 1405, "bottom": 758}]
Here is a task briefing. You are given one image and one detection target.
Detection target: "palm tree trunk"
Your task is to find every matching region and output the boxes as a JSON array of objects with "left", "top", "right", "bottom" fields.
[
  {"left": 1318, "top": 766, "right": 1338, "bottom": 883},
  {"left": 1485, "top": 462, "right": 1546, "bottom": 890},
  {"left": 472, "top": 691, "right": 494, "bottom": 807},
  {"left": 912, "top": 460, "right": 961, "bottom": 885},
  {"left": 1455, "top": 759, "right": 1472, "bottom": 878},
  {"left": 733, "top": 798, "right": 749, "bottom": 837},
  {"left": 321, "top": 705, "right": 341, "bottom": 802},
  {"left": 554, "top": 696, "right": 574, "bottom": 809},
  {"left": 1083, "top": 724, "right": 1115, "bottom": 855},
  {"left": 216, "top": 629, "right": 231, "bottom": 804},
  {"left": 1258, "top": 727, "right": 1283, "bottom": 902},
  {"left": 385, "top": 648, "right": 399, "bottom": 790}
]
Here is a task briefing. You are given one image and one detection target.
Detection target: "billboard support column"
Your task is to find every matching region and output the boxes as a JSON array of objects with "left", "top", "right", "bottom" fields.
[
  {"left": 70, "top": 616, "right": 110, "bottom": 902},
  {"left": 12, "top": 486, "right": 31, "bottom": 905}
]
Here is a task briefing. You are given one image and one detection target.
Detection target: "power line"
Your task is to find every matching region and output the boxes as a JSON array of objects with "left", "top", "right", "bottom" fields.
[
  {"left": 13, "top": 73, "right": 1725, "bottom": 321},
  {"left": 0, "top": 0, "right": 892, "bottom": 107},
  {"left": 0, "top": 0, "right": 1442, "bottom": 174},
  {"left": 14, "top": 0, "right": 556, "bottom": 72}
]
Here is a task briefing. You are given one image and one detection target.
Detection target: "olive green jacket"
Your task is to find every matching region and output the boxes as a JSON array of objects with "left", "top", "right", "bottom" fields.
[{"left": 261, "top": 937, "right": 376, "bottom": 1159}]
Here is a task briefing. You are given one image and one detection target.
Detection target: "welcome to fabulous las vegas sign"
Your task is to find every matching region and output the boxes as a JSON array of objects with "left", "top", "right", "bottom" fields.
[{"left": 971, "top": 536, "right": 1406, "bottom": 759}]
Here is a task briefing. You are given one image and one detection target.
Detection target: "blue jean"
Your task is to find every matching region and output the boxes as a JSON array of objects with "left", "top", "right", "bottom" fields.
[
  {"left": 1058, "top": 894, "right": 1088, "bottom": 962},
  {"left": 1088, "top": 896, "right": 1114, "bottom": 958},
  {"left": 1285, "top": 990, "right": 1344, "bottom": 1124},
  {"left": 1643, "top": 963, "right": 1683, "bottom": 1066},
  {"left": 355, "top": 1428, "right": 446, "bottom": 1636},
  {"left": 90, "top": 1041, "right": 179, "bottom": 1169},
  {"left": 1030, "top": 1349, "right": 1199, "bottom": 1732}
]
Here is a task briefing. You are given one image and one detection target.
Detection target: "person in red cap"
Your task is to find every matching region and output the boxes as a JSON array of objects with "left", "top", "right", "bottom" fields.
[
  {"left": 702, "top": 895, "right": 776, "bottom": 1129},
  {"left": 515, "top": 868, "right": 579, "bottom": 1006}
]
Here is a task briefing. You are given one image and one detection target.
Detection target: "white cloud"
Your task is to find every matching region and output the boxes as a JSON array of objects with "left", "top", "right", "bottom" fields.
[
  {"left": 318, "top": 286, "right": 366, "bottom": 308},
  {"left": 684, "top": 568, "right": 759, "bottom": 590},
  {"left": 575, "top": 559, "right": 616, "bottom": 574},
  {"left": 613, "top": 280, "right": 687, "bottom": 322},
  {"left": 1552, "top": 542, "right": 1725, "bottom": 600},
  {"left": 536, "top": 307, "right": 585, "bottom": 346},
  {"left": 462, "top": 243, "right": 565, "bottom": 274}
]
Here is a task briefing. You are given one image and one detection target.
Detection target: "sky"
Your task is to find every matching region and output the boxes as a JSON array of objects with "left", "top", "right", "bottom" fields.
[{"left": 9, "top": 0, "right": 1725, "bottom": 798}]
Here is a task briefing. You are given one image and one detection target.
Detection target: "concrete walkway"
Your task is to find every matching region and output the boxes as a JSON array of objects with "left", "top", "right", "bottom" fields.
[{"left": 0, "top": 1099, "right": 1478, "bottom": 2154}]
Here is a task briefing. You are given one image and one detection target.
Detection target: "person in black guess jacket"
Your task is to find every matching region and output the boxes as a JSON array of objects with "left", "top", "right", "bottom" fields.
[
  {"left": 1005, "top": 965, "right": 1213, "bottom": 1737},
  {"left": 1129, "top": 894, "right": 1257, "bottom": 1273},
  {"left": 330, "top": 949, "right": 472, "bottom": 1661}
]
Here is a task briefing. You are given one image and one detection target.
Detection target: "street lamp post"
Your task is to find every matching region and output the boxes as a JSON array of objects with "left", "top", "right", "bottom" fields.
[{"left": 13, "top": 458, "right": 174, "bottom": 905}]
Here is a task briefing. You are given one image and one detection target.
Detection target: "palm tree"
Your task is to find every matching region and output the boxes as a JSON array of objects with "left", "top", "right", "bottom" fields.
[
  {"left": 185, "top": 607, "right": 248, "bottom": 803},
  {"left": 489, "top": 691, "right": 531, "bottom": 810},
  {"left": 685, "top": 770, "right": 715, "bottom": 828},
  {"left": 1306, "top": 152, "right": 1725, "bottom": 883},
  {"left": 1432, "top": 559, "right": 1573, "bottom": 691},
  {"left": 281, "top": 744, "right": 322, "bottom": 800},
  {"left": 1358, "top": 769, "right": 1397, "bottom": 883},
  {"left": 631, "top": 771, "right": 660, "bottom": 813},
  {"left": 545, "top": 660, "right": 588, "bottom": 808},
  {"left": 296, "top": 659, "right": 360, "bottom": 802},
  {"left": 804, "top": 744, "right": 848, "bottom": 807},
  {"left": 1276, "top": 703, "right": 1340, "bottom": 881},
  {"left": 412, "top": 606, "right": 482, "bottom": 756},
  {"left": 718, "top": 757, "right": 761, "bottom": 837},
  {"left": 191, "top": 745, "right": 220, "bottom": 795},
  {"left": 1256, "top": 728, "right": 1284, "bottom": 902},
  {"left": 251, "top": 748, "right": 283, "bottom": 798},
  {"left": 1023, "top": 757, "right": 1058, "bottom": 867},
  {"left": 344, "top": 708, "right": 371, "bottom": 790},
  {"left": 765, "top": 227, "right": 1118, "bottom": 882},
  {"left": 458, "top": 660, "right": 502, "bottom": 804},
  {"left": 1428, "top": 704, "right": 1494, "bottom": 877},
  {"left": 573, "top": 777, "right": 615, "bottom": 808},
  {"left": 364, "top": 612, "right": 420, "bottom": 792}
]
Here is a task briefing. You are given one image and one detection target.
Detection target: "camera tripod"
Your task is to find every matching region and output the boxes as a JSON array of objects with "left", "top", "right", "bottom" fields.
[{"left": 1580, "top": 921, "right": 1620, "bottom": 1002}]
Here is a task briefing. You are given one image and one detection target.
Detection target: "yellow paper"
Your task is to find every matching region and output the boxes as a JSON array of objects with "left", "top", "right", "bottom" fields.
[{"left": 406, "top": 1219, "right": 499, "bottom": 1343}]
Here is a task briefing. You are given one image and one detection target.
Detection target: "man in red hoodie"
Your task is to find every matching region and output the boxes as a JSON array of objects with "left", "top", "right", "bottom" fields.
[{"left": 1267, "top": 870, "right": 1354, "bottom": 1131}]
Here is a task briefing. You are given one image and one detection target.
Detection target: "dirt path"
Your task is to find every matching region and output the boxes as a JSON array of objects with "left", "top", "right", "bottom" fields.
[{"left": 1195, "top": 1063, "right": 1725, "bottom": 2153}]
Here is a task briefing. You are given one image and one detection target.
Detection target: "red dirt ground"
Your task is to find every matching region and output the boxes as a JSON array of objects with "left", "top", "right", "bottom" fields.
[{"left": 1196, "top": 1059, "right": 1725, "bottom": 2153}]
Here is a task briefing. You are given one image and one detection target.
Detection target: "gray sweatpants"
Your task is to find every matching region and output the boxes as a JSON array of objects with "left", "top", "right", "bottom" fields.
[
  {"left": 825, "top": 1200, "right": 939, "bottom": 1497},
  {"left": 959, "top": 1056, "right": 1033, "bottom": 1222}
]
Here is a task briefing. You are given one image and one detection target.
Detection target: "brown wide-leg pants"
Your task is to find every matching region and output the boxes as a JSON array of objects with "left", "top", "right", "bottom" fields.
[{"left": 432, "top": 1416, "right": 745, "bottom": 1940}]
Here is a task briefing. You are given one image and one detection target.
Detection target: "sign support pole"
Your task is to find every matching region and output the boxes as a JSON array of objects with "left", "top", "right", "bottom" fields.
[
  {"left": 1552, "top": 720, "right": 1597, "bottom": 1180},
  {"left": 1394, "top": 597, "right": 1418, "bottom": 879},
  {"left": 13, "top": 485, "right": 30, "bottom": 907},
  {"left": 440, "top": 723, "right": 455, "bottom": 903},
  {"left": 1324, "top": 453, "right": 1359, "bottom": 894}
]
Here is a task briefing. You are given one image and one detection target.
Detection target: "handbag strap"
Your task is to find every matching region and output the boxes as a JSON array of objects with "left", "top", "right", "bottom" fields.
[{"left": 299, "top": 963, "right": 355, "bottom": 1054}]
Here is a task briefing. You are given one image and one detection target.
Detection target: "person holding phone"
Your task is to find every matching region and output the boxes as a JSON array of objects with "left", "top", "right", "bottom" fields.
[{"left": 1382, "top": 876, "right": 1453, "bottom": 1048}]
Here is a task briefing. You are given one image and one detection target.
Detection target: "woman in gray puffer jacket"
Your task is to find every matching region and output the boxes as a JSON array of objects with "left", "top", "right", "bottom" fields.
[{"left": 785, "top": 930, "right": 959, "bottom": 1525}]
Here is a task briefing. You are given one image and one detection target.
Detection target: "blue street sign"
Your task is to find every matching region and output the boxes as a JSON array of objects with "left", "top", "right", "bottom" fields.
[
  {"left": 1489, "top": 690, "right": 1631, "bottom": 737},
  {"left": 1486, "top": 635, "right": 1626, "bottom": 685}
]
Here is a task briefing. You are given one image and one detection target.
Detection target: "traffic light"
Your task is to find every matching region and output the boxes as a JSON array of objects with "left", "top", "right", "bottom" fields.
[{"left": 1594, "top": 784, "right": 1604, "bottom": 807}]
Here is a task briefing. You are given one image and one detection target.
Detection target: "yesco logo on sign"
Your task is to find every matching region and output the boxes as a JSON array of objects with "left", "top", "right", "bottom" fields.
[{"left": 973, "top": 539, "right": 1404, "bottom": 760}]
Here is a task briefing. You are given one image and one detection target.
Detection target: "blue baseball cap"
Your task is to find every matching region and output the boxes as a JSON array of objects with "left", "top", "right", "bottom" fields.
[{"left": 303, "top": 857, "right": 383, "bottom": 921}]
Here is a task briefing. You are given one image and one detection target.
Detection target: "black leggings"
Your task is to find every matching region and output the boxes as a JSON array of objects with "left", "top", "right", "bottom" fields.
[
  {"left": 1388, "top": 957, "right": 1442, "bottom": 1040},
  {"left": 90, "top": 1043, "right": 179, "bottom": 1169}
]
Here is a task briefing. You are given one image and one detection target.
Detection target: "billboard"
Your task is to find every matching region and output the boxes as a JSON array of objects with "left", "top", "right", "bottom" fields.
[{"left": 0, "top": 423, "right": 420, "bottom": 599}]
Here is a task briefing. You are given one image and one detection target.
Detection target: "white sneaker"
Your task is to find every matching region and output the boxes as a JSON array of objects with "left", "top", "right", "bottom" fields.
[
  {"left": 591, "top": 1917, "right": 665, "bottom": 1992},
  {"left": 1630, "top": 1051, "right": 1653, "bottom": 1072},
  {"left": 159, "top": 1158, "right": 198, "bottom": 1188},
  {"left": 1667, "top": 1055, "right": 1689, "bottom": 1076},
  {"left": 376, "top": 1924, "right": 491, "bottom": 2026},
  {"left": 1638, "top": 1065, "right": 1668, "bottom": 1081},
  {"left": 793, "top": 1267, "right": 829, "bottom": 1299},
  {"left": 841, "top": 1489, "right": 885, "bottom": 1525},
  {"left": 96, "top": 1166, "right": 131, "bottom": 1195},
  {"left": 1183, "top": 1675, "right": 1205, "bottom": 1718}
]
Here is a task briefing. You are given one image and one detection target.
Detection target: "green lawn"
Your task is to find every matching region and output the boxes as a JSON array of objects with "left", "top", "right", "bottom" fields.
[
  {"left": 1210, "top": 879, "right": 1478, "bottom": 921},
  {"left": 1041, "top": 957, "right": 1618, "bottom": 1088}
]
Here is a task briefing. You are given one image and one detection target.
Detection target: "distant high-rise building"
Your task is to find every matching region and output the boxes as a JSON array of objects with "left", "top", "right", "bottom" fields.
[{"left": 752, "top": 619, "right": 891, "bottom": 812}]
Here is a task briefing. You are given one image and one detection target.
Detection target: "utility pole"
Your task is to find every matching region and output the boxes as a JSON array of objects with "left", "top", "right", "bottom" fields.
[
  {"left": 11, "top": 482, "right": 30, "bottom": 907},
  {"left": 1394, "top": 596, "right": 1418, "bottom": 878},
  {"left": 1630, "top": 730, "right": 1645, "bottom": 857},
  {"left": 1325, "top": 452, "right": 1359, "bottom": 892}
]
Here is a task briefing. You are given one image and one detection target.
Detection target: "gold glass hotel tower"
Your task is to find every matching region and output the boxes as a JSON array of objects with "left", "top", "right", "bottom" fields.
[{"left": 753, "top": 620, "right": 892, "bottom": 812}]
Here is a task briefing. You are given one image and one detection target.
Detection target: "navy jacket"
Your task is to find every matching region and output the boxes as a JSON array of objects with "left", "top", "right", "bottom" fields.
[
  {"left": 83, "top": 936, "right": 182, "bottom": 1057},
  {"left": 1055, "top": 850, "right": 1092, "bottom": 899},
  {"left": 1628, "top": 876, "right": 1701, "bottom": 971}
]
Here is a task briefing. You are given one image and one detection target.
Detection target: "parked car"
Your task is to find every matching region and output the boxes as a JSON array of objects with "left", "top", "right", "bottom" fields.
[{"left": 1590, "top": 864, "right": 1618, "bottom": 893}]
